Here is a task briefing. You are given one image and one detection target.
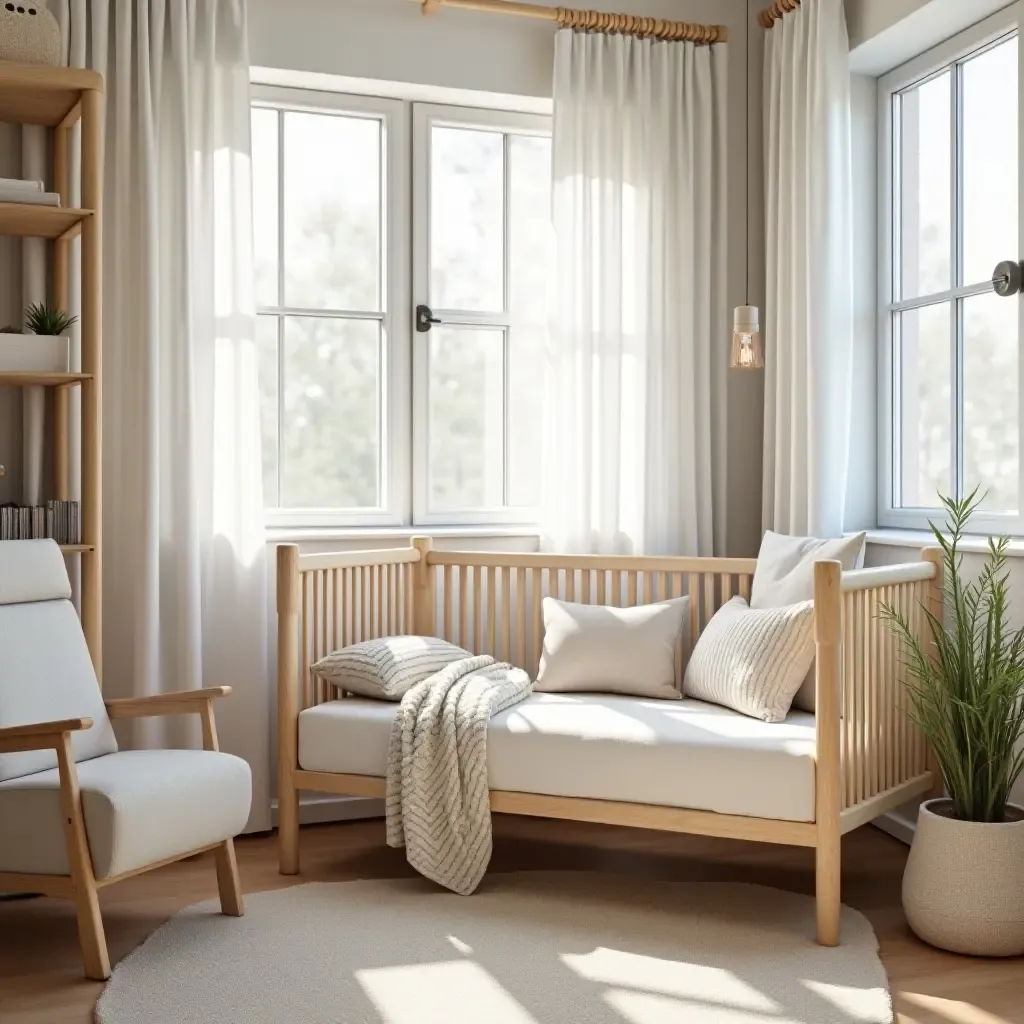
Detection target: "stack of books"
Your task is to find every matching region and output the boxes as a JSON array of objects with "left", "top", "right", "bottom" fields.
[
  {"left": 0, "top": 500, "right": 80, "bottom": 543},
  {"left": 0, "top": 178, "right": 60, "bottom": 207}
]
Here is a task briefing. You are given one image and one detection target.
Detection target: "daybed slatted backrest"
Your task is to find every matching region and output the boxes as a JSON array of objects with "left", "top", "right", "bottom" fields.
[{"left": 288, "top": 544, "right": 757, "bottom": 711}]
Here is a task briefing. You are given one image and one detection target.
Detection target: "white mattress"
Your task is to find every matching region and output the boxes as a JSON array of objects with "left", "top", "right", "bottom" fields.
[{"left": 298, "top": 692, "right": 817, "bottom": 823}]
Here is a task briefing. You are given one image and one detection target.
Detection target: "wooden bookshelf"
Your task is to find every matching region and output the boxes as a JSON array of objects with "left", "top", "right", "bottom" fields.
[
  {"left": 0, "top": 62, "right": 103, "bottom": 678},
  {"left": 0, "top": 371, "right": 91, "bottom": 387},
  {"left": 0, "top": 203, "right": 92, "bottom": 240}
]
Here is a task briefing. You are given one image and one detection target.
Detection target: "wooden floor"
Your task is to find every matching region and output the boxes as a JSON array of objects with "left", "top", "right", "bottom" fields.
[{"left": 1, "top": 816, "right": 1021, "bottom": 1023}]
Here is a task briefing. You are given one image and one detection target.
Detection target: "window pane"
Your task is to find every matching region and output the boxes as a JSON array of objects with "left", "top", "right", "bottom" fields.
[
  {"left": 282, "top": 316, "right": 380, "bottom": 508},
  {"left": 962, "top": 37, "right": 1018, "bottom": 287},
  {"left": 429, "top": 327, "right": 505, "bottom": 510},
  {"left": 251, "top": 107, "right": 279, "bottom": 307},
  {"left": 899, "top": 73, "right": 950, "bottom": 299},
  {"left": 284, "top": 111, "right": 381, "bottom": 311},
  {"left": 899, "top": 303, "right": 952, "bottom": 506},
  {"left": 431, "top": 126, "right": 504, "bottom": 312},
  {"left": 509, "top": 134, "right": 552, "bottom": 326},
  {"left": 256, "top": 314, "right": 279, "bottom": 508},
  {"left": 964, "top": 291, "right": 1019, "bottom": 512}
]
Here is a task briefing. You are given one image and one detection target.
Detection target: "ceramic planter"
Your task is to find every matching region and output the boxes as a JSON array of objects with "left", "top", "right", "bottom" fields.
[
  {"left": 903, "top": 798, "right": 1024, "bottom": 956},
  {"left": 0, "top": 332, "right": 70, "bottom": 373}
]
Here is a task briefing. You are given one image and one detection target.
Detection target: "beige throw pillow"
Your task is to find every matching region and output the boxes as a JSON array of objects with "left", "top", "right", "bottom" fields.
[
  {"left": 751, "top": 530, "right": 866, "bottom": 711},
  {"left": 683, "top": 596, "right": 815, "bottom": 723},
  {"left": 535, "top": 596, "right": 689, "bottom": 700},
  {"left": 312, "top": 636, "right": 471, "bottom": 701}
]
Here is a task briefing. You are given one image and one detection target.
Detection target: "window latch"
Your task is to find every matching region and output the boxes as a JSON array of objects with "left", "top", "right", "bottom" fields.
[
  {"left": 416, "top": 304, "right": 442, "bottom": 333},
  {"left": 992, "top": 260, "right": 1023, "bottom": 298}
]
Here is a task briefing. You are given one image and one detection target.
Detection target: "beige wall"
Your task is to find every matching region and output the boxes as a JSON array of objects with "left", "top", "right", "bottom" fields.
[{"left": 0, "top": 123, "right": 23, "bottom": 505}]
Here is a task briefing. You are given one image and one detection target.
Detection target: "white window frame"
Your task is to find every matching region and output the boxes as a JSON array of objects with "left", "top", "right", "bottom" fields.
[
  {"left": 878, "top": 4, "right": 1024, "bottom": 535},
  {"left": 412, "top": 103, "right": 552, "bottom": 527},
  {"left": 252, "top": 85, "right": 412, "bottom": 530}
]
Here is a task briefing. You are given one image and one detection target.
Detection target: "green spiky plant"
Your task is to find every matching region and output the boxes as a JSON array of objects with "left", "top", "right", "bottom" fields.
[
  {"left": 882, "top": 489, "right": 1024, "bottom": 823},
  {"left": 23, "top": 302, "right": 77, "bottom": 336}
]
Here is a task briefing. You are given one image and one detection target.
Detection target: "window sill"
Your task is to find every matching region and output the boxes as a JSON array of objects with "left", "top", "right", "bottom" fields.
[
  {"left": 266, "top": 525, "right": 542, "bottom": 544},
  {"left": 856, "top": 528, "right": 1024, "bottom": 558}
]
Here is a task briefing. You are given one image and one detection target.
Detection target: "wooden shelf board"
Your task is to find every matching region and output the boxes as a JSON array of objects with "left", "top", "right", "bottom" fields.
[
  {"left": 0, "top": 203, "right": 92, "bottom": 240},
  {"left": 0, "top": 61, "right": 102, "bottom": 127},
  {"left": 59, "top": 545, "right": 94, "bottom": 554},
  {"left": 0, "top": 371, "right": 91, "bottom": 387}
]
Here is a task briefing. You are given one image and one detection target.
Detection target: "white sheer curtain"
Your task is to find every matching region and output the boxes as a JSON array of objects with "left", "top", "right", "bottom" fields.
[
  {"left": 762, "top": 0, "right": 854, "bottom": 537},
  {"left": 542, "top": 29, "right": 728, "bottom": 556},
  {"left": 52, "top": 0, "right": 269, "bottom": 829}
]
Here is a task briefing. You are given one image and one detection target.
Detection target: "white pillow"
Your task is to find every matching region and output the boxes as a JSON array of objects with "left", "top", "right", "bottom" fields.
[
  {"left": 311, "top": 636, "right": 471, "bottom": 701},
  {"left": 751, "top": 530, "right": 866, "bottom": 711},
  {"left": 535, "top": 596, "right": 689, "bottom": 700},
  {"left": 683, "top": 596, "right": 815, "bottom": 723}
]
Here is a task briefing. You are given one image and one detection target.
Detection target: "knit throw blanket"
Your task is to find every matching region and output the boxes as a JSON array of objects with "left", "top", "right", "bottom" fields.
[{"left": 385, "top": 654, "right": 532, "bottom": 895}]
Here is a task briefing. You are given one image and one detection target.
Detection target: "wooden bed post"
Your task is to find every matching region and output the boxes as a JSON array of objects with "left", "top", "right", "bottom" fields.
[
  {"left": 412, "top": 536, "right": 435, "bottom": 636},
  {"left": 277, "top": 544, "right": 301, "bottom": 874},
  {"left": 921, "top": 546, "right": 945, "bottom": 798},
  {"left": 814, "top": 559, "right": 843, "bottom": 946}
]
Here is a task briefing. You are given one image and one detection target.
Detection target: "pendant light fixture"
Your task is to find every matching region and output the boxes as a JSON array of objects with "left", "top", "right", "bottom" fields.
[{"left": 730, "top": 305, "right": 764, "bottom": 370}]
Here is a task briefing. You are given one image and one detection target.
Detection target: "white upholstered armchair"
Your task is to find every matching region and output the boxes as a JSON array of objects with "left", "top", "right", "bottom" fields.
[{"left": 0, "top": 540, "right": 252, "bottom": 980}]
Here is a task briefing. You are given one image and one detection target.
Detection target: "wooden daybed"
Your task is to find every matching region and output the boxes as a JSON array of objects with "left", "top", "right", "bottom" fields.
[{"left": 275, "top": 538, "right": 941, "bottom": 946}]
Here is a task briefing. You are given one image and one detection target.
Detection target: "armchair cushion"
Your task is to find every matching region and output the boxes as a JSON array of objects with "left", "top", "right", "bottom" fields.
[
  {"left": 0, "top": 598, "right": 117, "bottom": 782},
  {"left": 0, "top": 749, "right": 251, "bottom": 878}
]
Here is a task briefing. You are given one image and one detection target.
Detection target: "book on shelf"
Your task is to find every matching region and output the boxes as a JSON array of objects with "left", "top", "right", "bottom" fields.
[
  {"left": 0, "top": 178, "right": 43, "bottom": 193},
  {"left": 0, "top": 500, "right": 81, "bottom": 544},
  {"left": 0, "top": 189, "right": 60, "bottom": 207}
]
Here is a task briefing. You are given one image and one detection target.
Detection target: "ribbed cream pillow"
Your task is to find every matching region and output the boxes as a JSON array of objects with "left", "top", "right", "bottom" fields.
[
  {"left": 683, "top": 597, "right": 815, "bottom": 723},
  {"left": 312, "top": 636, "right": 471, "bottom": 701},
  {"left": 535, "top": 596, "right": 689, "bottom": 700}
]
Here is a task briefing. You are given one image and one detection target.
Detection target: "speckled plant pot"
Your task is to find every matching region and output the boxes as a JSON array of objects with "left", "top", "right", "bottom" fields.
[{"left": 903, "top": 798, "right": 1024, "bottom": 956}]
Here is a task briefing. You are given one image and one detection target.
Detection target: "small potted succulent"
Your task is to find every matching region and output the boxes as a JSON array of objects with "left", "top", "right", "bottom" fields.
[
  {"left": 883, "top": 491, "right": 1024, "bottom": 956},
  {"left": 0, "top": 302, "right": 77, "bottom": 372}
]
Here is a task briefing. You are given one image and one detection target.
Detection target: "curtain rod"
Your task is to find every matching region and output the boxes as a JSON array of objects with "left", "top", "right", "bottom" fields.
[
  {"left": 758, "top": 0, "right": 800, "bottom": 29},
  {"left": 409, "top": 0, "right": 728, "bottom": 45}
]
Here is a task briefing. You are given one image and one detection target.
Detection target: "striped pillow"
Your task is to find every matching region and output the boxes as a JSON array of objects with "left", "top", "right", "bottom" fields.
[
  {"left": 312, "top": 636, "right": 471, "bottom": 701},
  {"left": 682, "top": 597, "right": 815, "bottom": 723}
]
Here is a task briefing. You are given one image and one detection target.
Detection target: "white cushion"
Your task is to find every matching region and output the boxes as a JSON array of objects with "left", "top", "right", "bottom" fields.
[
  {"left": 751, "top": 530, "right": 866, "bottom": 711},
  {"left": 298, "top": 692, "right": 817, "bottom": 822},
  {"left": 312, "top": 636, "right": 471, "bottom": 701},
  {"left": 0, "top": 599, "right": 117, "bottom": 782},
  {"left": 0, "top": 539, "right": 72, "bottom": 605},
  {"left": 535, "top": 597, "right": 688, "bottom": 700},
  {"left": 683, "top": 597, "right": 815, "bottom": 723},
  {"left": 0, "top": 749, "right": 252, "bottom": 879}
]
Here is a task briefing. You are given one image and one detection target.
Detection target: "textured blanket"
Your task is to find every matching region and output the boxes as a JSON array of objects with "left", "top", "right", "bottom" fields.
[{"left": 385, "top": 654, "right": 532, "bottom": 895}]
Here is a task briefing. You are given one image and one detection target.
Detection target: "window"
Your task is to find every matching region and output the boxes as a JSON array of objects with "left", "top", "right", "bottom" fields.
[
  {"left": 880, "top": 6, "right": 1021, "bottom": 531},
  {"left": 252, "top": 88, "right": 551, "bottom": 528}
]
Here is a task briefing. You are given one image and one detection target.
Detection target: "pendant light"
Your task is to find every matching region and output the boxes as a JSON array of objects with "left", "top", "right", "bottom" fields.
[{"left": 730, "top": 305, "right": 764, "bottom": 370}]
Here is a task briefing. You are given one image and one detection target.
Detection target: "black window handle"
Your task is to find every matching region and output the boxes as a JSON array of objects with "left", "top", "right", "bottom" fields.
[{"left": 416, "top": 304, "right": 442, "bottom": 333}]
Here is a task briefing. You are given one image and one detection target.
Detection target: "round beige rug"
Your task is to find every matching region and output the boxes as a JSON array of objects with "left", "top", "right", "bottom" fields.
[{"left": 96, "top": 872, "right": 892, "bottom": 1023}]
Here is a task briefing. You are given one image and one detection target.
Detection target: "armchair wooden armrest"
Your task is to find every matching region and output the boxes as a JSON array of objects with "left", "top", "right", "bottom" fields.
[
  {"left": 0, "top": 717, "right": 93, "bottom": 754},
  {"left": 104, "top": 688, "right": 232, "bottom": 753},
  {"left": 104, "top": 687, "right": 232, "bottom": 720}
]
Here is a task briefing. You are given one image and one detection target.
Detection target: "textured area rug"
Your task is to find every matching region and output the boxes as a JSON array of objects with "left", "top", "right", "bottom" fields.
[{"left": 96, "top": 872, "right": 892, "bottom": 1024}]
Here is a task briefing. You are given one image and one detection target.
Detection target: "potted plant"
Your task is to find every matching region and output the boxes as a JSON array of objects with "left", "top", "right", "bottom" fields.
[
  {"left": 884, "top": 491, "right": 1024, "bottom": 956},
  {"left": 0, "top": 302, "right": 77, "bottom": 372}
]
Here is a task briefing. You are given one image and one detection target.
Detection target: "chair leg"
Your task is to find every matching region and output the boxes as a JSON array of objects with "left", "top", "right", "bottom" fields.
[
  {"left": 72, "top": 877, "right": 111, "bottom": 980},
  {"left": 56, "top": 736, "right": 110, "bottom": 979},
  {"left": 815, "top": 833, "right": 842, "bottom": 947},
  {"left": 214, "top": 839, "right": 244, "bottom": 917},
  {"left": 278, "top": 780, "right": 300, "bottom": 875}
]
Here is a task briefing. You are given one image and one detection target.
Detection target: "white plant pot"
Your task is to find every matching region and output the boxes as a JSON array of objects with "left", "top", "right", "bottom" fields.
[
  {"left": 0, "top": 332, "right": 70, "bottom": 373},
  {"left": 903, "top": 797, "right": 1024, "bottom": 956}
]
